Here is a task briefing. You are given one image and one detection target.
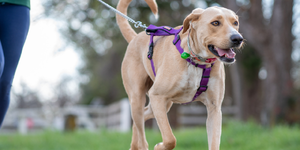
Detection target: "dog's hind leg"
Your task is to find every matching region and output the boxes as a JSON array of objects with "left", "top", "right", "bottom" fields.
[
  {"left": 144, "top": 102, "right": 154, "bottom": 121},
  {"left": 144, "top": 77, "right": 174, "bottom": 122},
  {"left": 127, "top": 91, "right": 149, "bottom": 150},
  {"left": 122, "top": 64, "right": 150, "bottom": 150},
  {"left": 125, "top": 88, "right": 149, "bottom": 150},
  {"left": 144, "top": 101, "right": 173, "bottom": 121}
]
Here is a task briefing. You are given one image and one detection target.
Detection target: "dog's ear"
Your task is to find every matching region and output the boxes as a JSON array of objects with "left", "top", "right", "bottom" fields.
[{"left": 182, "top": 8, "right": 204, "bottom": 33}]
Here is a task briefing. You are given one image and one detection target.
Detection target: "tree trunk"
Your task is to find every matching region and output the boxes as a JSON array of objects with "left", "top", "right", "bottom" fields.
[
  {"left": 229, "top": 63, "right": 243, "bottom": 120},
  {"left": 221, "top": 0, "right": 294, "bottom": 125}
]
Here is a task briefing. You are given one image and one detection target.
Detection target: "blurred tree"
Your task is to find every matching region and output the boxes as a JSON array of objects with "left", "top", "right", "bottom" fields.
[
  {"left": 42, "top": 0, "right": 129, "bottom": 105},
  {"left": 53, "top": 75, "right": 80, "bottom": 107},
  {"left": 216, "top": 0, "right": 295, "bottom": 126},
  {"left": 12, "top": 82, "right": 42, "bottom": 108}
]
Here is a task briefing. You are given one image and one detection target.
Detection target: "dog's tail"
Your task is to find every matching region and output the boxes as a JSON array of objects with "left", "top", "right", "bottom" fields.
[{"left": 116, "top": 0, "right": 158, "bottom": 43}]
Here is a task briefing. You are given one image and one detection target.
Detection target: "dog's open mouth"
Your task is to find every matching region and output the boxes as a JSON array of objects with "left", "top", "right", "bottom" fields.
[{"left": 208, "top": 45, "right": 236, "bottom": 63}]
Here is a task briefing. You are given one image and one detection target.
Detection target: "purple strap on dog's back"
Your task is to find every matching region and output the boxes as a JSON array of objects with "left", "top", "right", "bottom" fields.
[
  {"left": 147, "top": 25, "right": 183, "bottom": 76},
  {"left": 146, "top": 24, "right": 213, "bottom": 104}
]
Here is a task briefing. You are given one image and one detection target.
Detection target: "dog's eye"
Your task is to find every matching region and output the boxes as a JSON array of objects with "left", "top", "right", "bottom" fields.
[
  {"left": 233, "top": 21, "right": 238, "bottom": 26},
  {"left": 211, "top": 21, "right": 220, "bottom": 26}
]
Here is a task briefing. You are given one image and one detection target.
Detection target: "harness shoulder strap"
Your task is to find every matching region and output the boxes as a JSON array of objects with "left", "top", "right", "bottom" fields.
[
  {"left": 146, "top": 24, "right": 180, "bottom": 36},
  {"left": 147, "top": 25, "right": 181, "bottom": 77}
]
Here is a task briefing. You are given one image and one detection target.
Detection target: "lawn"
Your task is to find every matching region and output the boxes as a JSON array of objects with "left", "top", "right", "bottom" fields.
[{"left": 0, "top": 121, "right": 299, "bottom": 150}]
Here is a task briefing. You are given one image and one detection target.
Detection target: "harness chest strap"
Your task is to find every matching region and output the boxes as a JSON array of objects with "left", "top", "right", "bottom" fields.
[{"left": 146, "top": 25, "right": 213, "bottom": 104}]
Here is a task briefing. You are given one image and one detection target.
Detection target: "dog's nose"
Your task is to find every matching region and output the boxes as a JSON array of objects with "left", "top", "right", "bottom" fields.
[{"left": 230, "top": 34, "right": 243, "bottom": 46}]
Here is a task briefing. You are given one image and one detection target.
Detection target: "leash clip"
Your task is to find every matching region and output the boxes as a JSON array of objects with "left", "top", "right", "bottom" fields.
[{"left": 134, "top": 21, "right": 147, "bottom": 29}]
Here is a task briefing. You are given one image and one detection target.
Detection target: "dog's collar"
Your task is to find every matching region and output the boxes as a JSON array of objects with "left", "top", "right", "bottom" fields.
[{"left": 187, "top": 30, "right": 216, "bottom": 63}]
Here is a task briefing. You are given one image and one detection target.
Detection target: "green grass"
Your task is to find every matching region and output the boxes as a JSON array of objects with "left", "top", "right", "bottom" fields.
[{"left": 0, "top": 121, "right": 299, "bottom": 150}]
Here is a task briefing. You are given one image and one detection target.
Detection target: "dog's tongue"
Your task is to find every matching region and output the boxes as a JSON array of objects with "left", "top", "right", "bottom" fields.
[{"left": 216, "top": 47, "right": 236, "bottom": 58}]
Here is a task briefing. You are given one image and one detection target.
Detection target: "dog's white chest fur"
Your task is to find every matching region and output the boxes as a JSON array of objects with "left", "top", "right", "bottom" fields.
[{"left": 173, "top": 64, "right": 206, "bottom": 103}]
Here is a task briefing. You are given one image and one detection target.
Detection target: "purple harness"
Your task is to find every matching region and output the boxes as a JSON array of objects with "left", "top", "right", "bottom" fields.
[{"left": 146, "top": 24, "right": 213, "bottom": 104}]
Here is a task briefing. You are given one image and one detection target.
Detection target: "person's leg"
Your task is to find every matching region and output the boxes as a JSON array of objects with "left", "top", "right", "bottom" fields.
[
  {"left": 0, "top": 41, "right": 5, "bottom": 126},
  {"left": 0, "top": 4, "right": 30, "bottom": 127},
  {"left": 0, "top": 42, "right": 4, "bottom": 77}
]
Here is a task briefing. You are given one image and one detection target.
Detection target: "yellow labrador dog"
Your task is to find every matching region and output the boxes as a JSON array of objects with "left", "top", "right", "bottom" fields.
[{"left": 116, "top": 0, "right": 243, "bottom": 149}]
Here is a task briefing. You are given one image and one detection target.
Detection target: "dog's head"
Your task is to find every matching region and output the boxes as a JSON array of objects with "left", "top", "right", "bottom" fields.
[{"left": 182, "top": 7, "right": 243, "bottom": 64}]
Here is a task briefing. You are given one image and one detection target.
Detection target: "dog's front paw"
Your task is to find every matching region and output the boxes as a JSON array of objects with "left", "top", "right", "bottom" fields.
[
  {"left": 154, "top": 142, "right": 176, "bottom": 150},
  {"left": 130, "top": 147, "right": 149, "bottom": 150},
  {"left": 154, "top": 142, "right": 164, "bottom": 150}
]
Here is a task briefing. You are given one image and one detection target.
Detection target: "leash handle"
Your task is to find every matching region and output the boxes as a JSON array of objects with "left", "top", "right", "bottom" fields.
[{"left": 98, "top": 0, "right": 148, "bottom": 29}]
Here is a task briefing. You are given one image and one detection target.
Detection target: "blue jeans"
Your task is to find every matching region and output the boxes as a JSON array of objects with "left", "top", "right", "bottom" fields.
[{"left": 0, "top": 3, "right": 30, "bottom": 127}]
